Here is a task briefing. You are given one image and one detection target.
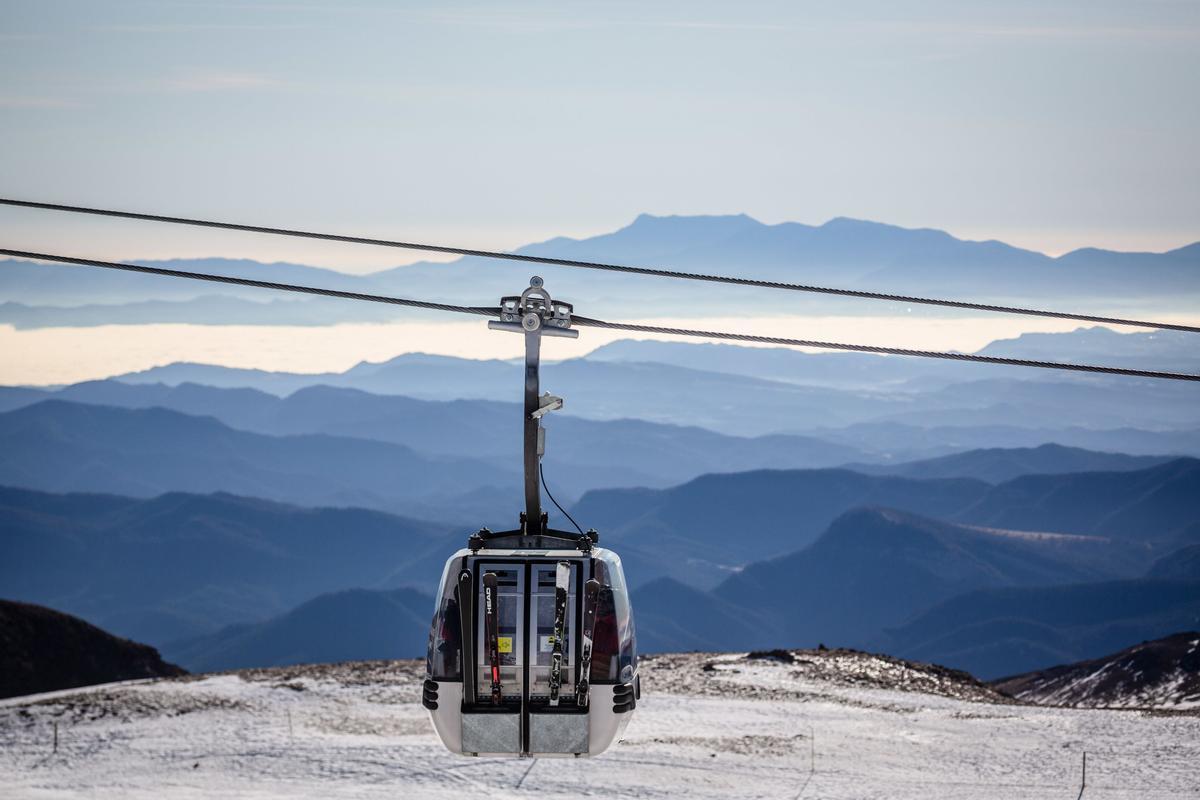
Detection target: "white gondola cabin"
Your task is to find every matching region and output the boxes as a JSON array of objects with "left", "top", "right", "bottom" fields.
[
  {"left": 422, "top": 277, "right": 639, "bottom": 757},
  {"left": 424, "top": 540, "right": 638, "bottom": 756}
]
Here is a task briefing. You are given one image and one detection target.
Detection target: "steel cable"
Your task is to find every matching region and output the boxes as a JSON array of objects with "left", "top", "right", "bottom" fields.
[
  {"left": 0, "top": 248, "right": 499, "bottom": 318},
  {"left": 2, "top": 197, "right": 1197, "bottom": 334},
  {"left": 3, "top": 248, "right": 1199, "bottom": 382},
  {"left": 569, "top": 316, "right": 1200, "bottom": 382}
]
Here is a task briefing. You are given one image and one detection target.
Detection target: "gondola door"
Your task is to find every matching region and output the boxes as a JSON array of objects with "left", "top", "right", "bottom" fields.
[
  {"left": 528, "top": 562, "right": 577, "bottom": 703},
  {"left": 461, "top": 558, "right": 587, "bottom": 756},
  {"left": 526, "top": 560, "right": 589, "bottom": 755},
  {"left": 473, "top": 564, "right": 524, "bottom": 705},
  {"left": 460, "top": 562, "right": 524, "bottom": 756}
]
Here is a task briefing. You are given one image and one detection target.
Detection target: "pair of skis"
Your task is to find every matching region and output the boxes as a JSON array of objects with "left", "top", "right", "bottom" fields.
[
  {"left": 576, "top": 576, "right": 600, "bottom": 707},
  {"left": 463, "top": 564, "right": 601, "bottom": 708},
  {"left": 460, "top": 569, "right": 505, "bottom": 705},
  {"left": 548, "top": 562, "right": 569, "bottom": 705},
  {"left": 548, "top": 562, "right": 602, "bottom": 708},
  {"left": 483, "top": 572, "right": 503, "bottom": 704}
]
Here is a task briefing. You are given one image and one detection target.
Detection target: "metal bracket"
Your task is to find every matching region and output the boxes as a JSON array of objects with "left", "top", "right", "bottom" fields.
[
  {"left": 530, "top": 393, "right": 563, "bottom": 421},
  {"left": 488, "top": 277, "right": 579, "bottom": 340}
]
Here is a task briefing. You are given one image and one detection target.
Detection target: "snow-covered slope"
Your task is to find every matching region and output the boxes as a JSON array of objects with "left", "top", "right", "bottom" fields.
[
  {"left": 1, "top": 651, "right": 1196, "bottom": 799},
  {"left": 994, "top": 632, "right": 1200, "bottom": 709}
]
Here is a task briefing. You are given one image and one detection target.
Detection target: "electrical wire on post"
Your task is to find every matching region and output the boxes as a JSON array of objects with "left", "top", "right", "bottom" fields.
[
  {"left": 540, "top": 463, "right": 585, "bottom": 536},
  {"left": 3, "top": 249, "right": 1200, "bottom": 383},
  {"left": 2, "top": 197, "right": 1198, "bottom": 335}
]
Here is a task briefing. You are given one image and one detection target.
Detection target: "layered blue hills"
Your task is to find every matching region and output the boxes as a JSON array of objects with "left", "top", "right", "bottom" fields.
[
  {"left": 3, "top": 213, "right": 1197, "bottom": 324},
  {"left": 2, "top": 288, "right": 1198, "bottom": 684},
  {"left": 0, "top": 485, "right": 452, "bottom": 644},
  {"left": 6, "top": 478, "right": 1194, "bottom": 679},
  {"left": 10, "top": 330, "right": 1194, "bottom": 439}
]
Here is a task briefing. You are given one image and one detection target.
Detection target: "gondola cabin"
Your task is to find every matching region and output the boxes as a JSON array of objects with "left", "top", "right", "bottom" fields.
[
  {"left": 424, "top": 536, "right": 638, "bottom": 756},
  {"left": 422, "top": 277, "right": 639, "bottom": 757}
]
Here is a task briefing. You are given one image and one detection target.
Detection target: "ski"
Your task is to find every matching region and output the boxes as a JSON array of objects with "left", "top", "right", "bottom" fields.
[
  {"left": 455, "top": 569, "right": 476, "bottom": 706},
  {"left": 576, "top": 578, "right": 600, "bottom": 707},
  {"left": 548, "top": 561, "right": 571, "bottom": 706},
  {"left": 482, "top": 572, "right": 502, "bottom": 704}
]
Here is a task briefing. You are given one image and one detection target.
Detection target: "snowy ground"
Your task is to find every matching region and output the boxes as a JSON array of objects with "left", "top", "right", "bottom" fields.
[{"left": 2, "top": 651, "right": 1198, "bottom": 799}]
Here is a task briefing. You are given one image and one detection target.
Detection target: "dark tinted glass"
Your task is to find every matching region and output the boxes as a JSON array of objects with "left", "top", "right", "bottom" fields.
[{"left": 426, "top": 558, "right": 463, "bottom": 680}]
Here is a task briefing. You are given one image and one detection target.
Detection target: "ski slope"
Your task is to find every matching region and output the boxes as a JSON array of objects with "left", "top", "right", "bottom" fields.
[{"left": 1, "top": 652, "right": 1197, "bottom": 799}]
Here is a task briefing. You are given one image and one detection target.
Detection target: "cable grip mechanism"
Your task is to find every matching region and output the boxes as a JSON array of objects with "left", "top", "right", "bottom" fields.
[{"left": 488, "top": 276, "right": 579, "bottom": 339}]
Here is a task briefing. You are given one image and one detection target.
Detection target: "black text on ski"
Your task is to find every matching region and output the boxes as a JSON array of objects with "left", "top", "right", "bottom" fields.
[{"left": 483, "top": 572, "right": 502, "bottom": 704}]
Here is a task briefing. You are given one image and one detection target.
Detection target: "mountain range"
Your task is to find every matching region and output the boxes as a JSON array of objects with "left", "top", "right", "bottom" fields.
[
  {"left": 3, "top": 214, "right": 1198, "bottom": 324},
  {"left": 1149, "top": 545, "right": 1200, "bottom": 581},
  {"left": 4, "top": 389, "right": 1196, "bottom": 590},
  {"left": 589, "top": 330, "right": 1200, "bottom": 385},
  {"left": 841, "top": 443, "right": 1173, "bottom": 484},
  {"left": 6, "top": 456, "right": 1197, "bottom": 680},
  {"left": 0, "top": 599, "right": 184, "bottom": 699},
  {"left": 576, "top": 458, "right": 1198, "bottom": 588},
  {"left": 0, "top": 384, "right": 871, "bottom": 505},
  {"left": 992, "top": 631, "right": 1200, "bottom": 708},
  {"left": 6, "top": 373, "right": 1192, "bottom": 526},
  {"left": 890, "top": 579, "right": 1200, "bottom": 679},
  {"left": 0, "top": 399, "right": 520, "bottom": 520},
  {"left": 0, "top": 486, "right": 452, "bottom": 644},
  {"left": 709, "top": 507, "right": 1155, "bottom": 648},
  {"left": 629, "top": 503, "right": 1199, "bottom": 678},
  {"left": 7, "top": 330, "right": 1196, "bottom": 443},
  {"left": 4, "top": 213, "right": 1199, "bottom": 696},
  {"left": 109, "top": 334, "right": 1200, "bottom": 436},
  {"left": 162, "top": 587, "right": 433, "bottom": 673},
  {"left": 959, "top": 458, "right": 1200, "bottom": 543}
]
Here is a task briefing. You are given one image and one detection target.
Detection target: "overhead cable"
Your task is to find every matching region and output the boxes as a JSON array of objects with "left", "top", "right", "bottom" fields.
[
  {"left": 3, "top": 248, "right": 1198, "bottom": 383},
  {"left": 2, "top": 197, "right": 1197, "bottom": 335},
  {"left": 0, "top": 248, "right": 498, "bottom": 318},
  {"left": 569, "top": 316, "right": 1200, "bottom": 382}
]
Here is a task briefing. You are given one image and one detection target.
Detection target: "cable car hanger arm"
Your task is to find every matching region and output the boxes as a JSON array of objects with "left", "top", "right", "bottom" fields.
[{"left": 485, "top": 277, "right": 582, "bottom": 541}]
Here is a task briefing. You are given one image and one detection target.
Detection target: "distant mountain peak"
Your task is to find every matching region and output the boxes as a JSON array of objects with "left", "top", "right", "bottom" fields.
[
  {"left": 993, "top": 631, "right": 1200, "bottom": 708},
  {"left": 1059, "top": 241, "right": 1200, "bottom": 260},
  {"left": 0, "top": 600, "right": 184, "bottom": 699},
  {"left": 628, "top": 211, "right": 760, "bottom": 226},
  {"left": 1165, "top": 241, "right": 1200, "bottom": 257},
  {"left": 821, "top": 216, "right": 893, "bottom": 230}
]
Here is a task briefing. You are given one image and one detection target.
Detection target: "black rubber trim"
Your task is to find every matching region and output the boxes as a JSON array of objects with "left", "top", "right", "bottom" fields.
[{"left": 522, "top": 561, "right": 532, "bottom": 755}]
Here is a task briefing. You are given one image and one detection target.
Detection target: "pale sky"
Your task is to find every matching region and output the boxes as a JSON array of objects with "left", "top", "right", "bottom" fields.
[{"left": 1, "top": 0, "right": 1198, "bottom": 273}]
